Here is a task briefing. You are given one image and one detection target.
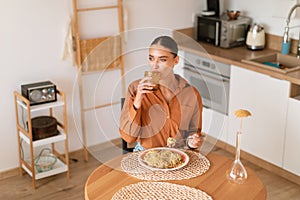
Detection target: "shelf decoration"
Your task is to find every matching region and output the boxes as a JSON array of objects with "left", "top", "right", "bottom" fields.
[
  {"left": 226, "top": 109, "right": 252, "bottom": 184},
  {"left": 34, "top": 148, "right": 57, "bottom": 173}
]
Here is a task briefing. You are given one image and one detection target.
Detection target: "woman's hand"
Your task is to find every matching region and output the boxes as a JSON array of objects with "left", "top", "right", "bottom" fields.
[
  {"left": 133, "top": 77, "right": 156, "bottom": 109},
  {"left": 187, "top": 133, "right": 205, "bottom": 149}
]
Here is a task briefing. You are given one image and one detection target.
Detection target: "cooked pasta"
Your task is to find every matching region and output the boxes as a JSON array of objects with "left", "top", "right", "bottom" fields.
[
  {"left": 167, "top": 137, "right": 176, "bottom": 148},
  {"left": 142, "top": 149, "right": 184, "bottom": 169}
]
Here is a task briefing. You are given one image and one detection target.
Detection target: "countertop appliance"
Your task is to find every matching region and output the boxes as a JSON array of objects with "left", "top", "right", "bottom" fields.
[
  {"left": 246, "top": 24, "right": 265, "bottom": 50},
  {"left": 202, "top": 0, "right": 219, "bottom": 17},
  {"left": 21, "top": 81, "right": 57, "bottom": 106},
  {"left": 182, "top": 52, "right": 230, "bottom": 115},
  {"left": 195, "top": 13, "right": 251, "bottom": 48}
]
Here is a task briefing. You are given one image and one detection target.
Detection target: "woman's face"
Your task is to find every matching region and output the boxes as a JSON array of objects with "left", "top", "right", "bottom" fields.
[{"left": 148, "top": 45, "right": 179, "bottom": 79}]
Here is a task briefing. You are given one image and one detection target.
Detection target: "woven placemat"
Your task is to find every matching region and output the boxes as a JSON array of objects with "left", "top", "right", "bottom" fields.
[
  {"left": 112, "top": 181, "right": 213, "bottom": 200},
  {"left": 121, "top": 150, "right": 210, "bottom": 181}
]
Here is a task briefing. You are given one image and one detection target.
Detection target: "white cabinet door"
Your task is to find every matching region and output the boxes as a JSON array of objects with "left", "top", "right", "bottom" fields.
[
  {"left": 201, "top": 107, "right": 228, "bottom": 153},
  {"left": 283, "top": 97, "right": 300, "bottom": 175},
  {"left": 202, "top": 107, "right": 228, "bottom": 142},
  {"left": 228, "top": 66, "right": 290, "bottom": 167}
]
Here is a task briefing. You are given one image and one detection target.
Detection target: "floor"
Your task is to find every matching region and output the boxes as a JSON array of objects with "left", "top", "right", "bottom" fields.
[{"left": 0, "top": 146, "right": 300, "bottom": 200}]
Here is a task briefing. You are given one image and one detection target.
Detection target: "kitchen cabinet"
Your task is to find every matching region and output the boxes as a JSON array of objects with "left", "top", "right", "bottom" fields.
[
  {"left": 13, "top": 90, "right": 70, "bottom": 189},
  {"left": 283, "top": 97, "right": 300, "bottom": 175},
  {"left": 202, "top": 107, "right": 228, "bottom": 142},
  {"left": 228, "top": 65, "right": 290, "bottom": 167},
  {"left": 201, "top": 107, "right": 228, "bottom": 153}
]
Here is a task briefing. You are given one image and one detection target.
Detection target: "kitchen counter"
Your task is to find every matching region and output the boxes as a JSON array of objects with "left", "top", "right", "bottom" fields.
[{"left": 173, "top": 29, "right": 300, "bottom": 90}]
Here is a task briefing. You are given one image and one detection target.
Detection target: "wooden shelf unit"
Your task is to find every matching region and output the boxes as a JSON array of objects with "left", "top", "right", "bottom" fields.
[{"left": 13, "top": 90, "right": 70, "bottom": 189}]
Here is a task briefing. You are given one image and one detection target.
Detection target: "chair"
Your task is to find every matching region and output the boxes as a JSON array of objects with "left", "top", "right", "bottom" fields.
[{"left": 120, "top": 97, "right": 134, "bottom": 154}]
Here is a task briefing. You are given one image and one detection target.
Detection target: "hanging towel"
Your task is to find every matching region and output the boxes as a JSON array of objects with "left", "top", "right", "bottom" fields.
[{"left": 61, "top": 16, "right": 75, "bottom": 65}]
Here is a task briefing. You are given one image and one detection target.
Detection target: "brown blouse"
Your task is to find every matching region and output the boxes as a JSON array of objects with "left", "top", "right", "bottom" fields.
[{"left": 119, "top": 74, "right": 203, "bottom": 149}]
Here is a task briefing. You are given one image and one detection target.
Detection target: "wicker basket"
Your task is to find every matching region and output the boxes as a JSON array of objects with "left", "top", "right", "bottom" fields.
[{"left": 34, "top": 148, "right": 57, "bottom": 172}]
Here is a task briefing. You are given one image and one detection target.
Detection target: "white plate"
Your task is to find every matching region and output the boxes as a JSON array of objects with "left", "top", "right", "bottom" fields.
[{"left": 138, "top": 147, "right": 189, "bottom": 171}]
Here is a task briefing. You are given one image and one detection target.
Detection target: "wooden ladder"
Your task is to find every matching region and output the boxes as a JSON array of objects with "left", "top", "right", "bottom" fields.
[{"left": 72, "top": 0, "right": 125, "bottom": 161}]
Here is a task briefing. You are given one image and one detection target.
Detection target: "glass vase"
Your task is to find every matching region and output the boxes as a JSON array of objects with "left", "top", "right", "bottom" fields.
[{"left": 226, "top": 131, "right": 247, "bottom": 184}]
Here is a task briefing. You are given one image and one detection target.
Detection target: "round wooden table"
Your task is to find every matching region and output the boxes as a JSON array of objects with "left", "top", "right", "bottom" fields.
[{"left": 85, "top": 153, "right": 266, "bottom": 200}]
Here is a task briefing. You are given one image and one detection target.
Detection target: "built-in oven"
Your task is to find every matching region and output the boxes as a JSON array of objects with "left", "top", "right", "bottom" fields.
[{"left": 182, "top": 52, "right": 230, "bottom": 115}]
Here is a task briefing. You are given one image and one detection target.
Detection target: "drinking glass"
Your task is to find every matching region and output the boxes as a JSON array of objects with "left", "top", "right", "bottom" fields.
[{"left": 144, "top": 71, "right": 160, "bottom": 91}]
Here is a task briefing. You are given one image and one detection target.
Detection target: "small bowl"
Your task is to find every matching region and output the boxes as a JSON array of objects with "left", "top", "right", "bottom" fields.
[
  {"left": 227, "top": 10, "right": 240, "bottom": 20},
  {"left": 35, "top": 154, "right": 57, "bottom": 172}
]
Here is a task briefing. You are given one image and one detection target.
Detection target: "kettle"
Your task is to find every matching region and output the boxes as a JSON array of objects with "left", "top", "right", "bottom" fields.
[{"left": 246, "top": 24, "right": 265, "bottom": 50}]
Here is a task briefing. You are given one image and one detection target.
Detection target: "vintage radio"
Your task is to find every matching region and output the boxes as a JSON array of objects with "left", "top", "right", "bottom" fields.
[{"left": 21, "top": 81, "right": 57, "bottom": 106}]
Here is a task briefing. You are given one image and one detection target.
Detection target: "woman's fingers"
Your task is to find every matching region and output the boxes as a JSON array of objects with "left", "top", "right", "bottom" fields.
[
  {"left": 134, "top": 78, "right": 157, "bottom": 109},
  {"left": 137, "top": 80, "right": 155, "bottom": 93}
]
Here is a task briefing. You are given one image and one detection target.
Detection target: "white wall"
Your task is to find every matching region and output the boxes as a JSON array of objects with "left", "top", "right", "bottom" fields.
[
  {"left": 124, "top": 0, "right": 203, "bottom": 29},
  {"left": 0, "top": 0, "right": 84, "bottom": 172},
  {"left": 224, "top": 0, "right": 300, "bottom": 39}
]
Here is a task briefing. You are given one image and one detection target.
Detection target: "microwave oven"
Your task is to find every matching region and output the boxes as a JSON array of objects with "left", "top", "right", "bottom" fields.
[{"left": 195, "top": 14, "right": 251, "bottom": 48}]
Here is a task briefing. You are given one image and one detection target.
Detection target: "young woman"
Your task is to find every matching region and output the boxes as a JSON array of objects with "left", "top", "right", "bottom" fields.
[{"left": 119, "top": 36, "right": 204, "bottom": 150}]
